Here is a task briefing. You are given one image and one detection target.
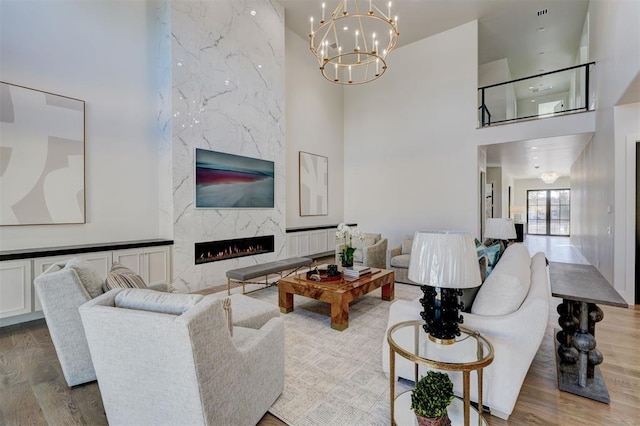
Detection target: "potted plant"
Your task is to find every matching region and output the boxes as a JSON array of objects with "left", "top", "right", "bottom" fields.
[
  {"left": 411, "top": 371, "right": 455, "bottom": 426},
  {"left": 335, "top": 223, "right": 362, "bottom": 267}
]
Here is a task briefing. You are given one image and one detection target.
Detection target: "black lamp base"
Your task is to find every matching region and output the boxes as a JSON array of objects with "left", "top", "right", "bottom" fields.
[{"left": 419, "top": 286, "right": 465, "bottom": 345}]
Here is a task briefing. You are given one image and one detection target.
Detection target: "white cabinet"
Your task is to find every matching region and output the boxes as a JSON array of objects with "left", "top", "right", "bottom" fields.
[
  {"left": 32, "top": 252, "right": 112, "bottom": 312},
  {"left": 0, "top": 260, "right": 32, "bottom": 319},
  {"left": 0, "top": 241, "right": 172, "bottom": 326},
  {"left": 112, "top": 246, "right": 171, "bottom": 286},
  {"left": 286, "top": 233, "right": 310, "bottom": 257},
  {"left": 286, "top": 227, "right": 338, "bottom": 258},
  {"left": 309, "top": 230, "right": 328, "bottom": 255}
]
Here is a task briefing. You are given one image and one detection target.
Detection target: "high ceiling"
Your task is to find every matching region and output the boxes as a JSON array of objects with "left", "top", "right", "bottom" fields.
[{"left": 279, "top": 0, "right": 592, "bottom": 180}]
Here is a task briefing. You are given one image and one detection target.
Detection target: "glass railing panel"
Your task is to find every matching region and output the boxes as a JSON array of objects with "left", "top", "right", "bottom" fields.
[{"left": 478, "top": 62, "right": 594, "bottom": 127}]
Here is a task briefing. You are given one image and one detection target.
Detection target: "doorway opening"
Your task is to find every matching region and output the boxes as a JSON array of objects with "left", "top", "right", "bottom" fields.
[{"left": 527, "top": 189, "right": 571, "bottom": 236}]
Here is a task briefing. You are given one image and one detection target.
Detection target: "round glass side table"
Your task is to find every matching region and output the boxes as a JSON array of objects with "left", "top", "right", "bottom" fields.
[{"left": 387, "top": 320, "right": 494, "bottom": 426}]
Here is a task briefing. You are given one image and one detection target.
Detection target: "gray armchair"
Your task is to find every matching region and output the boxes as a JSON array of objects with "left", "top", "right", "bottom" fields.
[
  {"left": 336, "top": 232, "right": 388, "bottom": 269},
  {"left": 34, "top": 259, "right": 168, "bottom": 386},
  {"left": 79, "top": 289, "right": 285, "bottom": 426},
  {"left": 386, "top": 236, "right": 416, "bottom": 284}
]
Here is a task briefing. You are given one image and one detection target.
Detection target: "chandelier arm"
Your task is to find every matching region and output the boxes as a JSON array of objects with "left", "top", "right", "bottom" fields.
[
  {"left": 333, "top": 1, "right": 343, "bottom": 17},
  {"left": 372, "top": 3, "right": 388, "bottom": 20},
  {"left": 356, "top": 15, "right": 368, "bottom": 53}
]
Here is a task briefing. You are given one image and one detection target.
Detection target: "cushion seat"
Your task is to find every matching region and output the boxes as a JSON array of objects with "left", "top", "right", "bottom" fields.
[
  {"left": 230, "top": 293, "right": 280, "bottom": 329},
  {"left": 390, "top": 253, "right": 411, "bottom": 268}
]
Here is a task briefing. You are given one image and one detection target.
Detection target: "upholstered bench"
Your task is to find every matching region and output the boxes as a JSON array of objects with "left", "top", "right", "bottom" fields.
[{"left": 226, "top": 257, "right": 313, "bottom": 295}]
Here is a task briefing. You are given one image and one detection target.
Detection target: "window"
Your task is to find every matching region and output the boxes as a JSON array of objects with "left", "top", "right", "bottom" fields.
[{"left": 527, "top": 189, "right": 570, "bottom": 236}]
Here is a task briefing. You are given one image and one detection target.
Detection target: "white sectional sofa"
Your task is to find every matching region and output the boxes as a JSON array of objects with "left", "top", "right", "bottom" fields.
[{"left": 382, "top": 243, "right": 551, "bottom": 420}]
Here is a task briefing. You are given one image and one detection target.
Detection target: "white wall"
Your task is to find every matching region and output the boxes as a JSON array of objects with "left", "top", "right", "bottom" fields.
[
  {"left": 571, "top": 0, "right": 640, "bottom": 301},
  {"left": 343, "top": 21, "right": 479, "bottom": 249},
  {"left": 0, "top": 0, "right": 163, "bottom": 250},
  {"left": 170, "top": 0, "right": 285, "bottom": 292},
  {"left": 613, "top": 103, "right": 640, "bottom": 303},
  {"left": 478, "top": 58, "right": 516, "bottom": 122},
  {"left": 285, "top": 29, "right": 344, "bottom": 229}
]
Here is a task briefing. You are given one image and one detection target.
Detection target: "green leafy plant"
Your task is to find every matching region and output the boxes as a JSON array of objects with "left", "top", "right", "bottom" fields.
[{"left": 410, "top": 371, "right": 455, "bottom": 419}]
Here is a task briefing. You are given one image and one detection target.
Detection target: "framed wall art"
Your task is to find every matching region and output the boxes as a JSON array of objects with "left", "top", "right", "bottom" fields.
[
  {"left": 299, "top": 151, "right": 328, "bottom": 216},
  {"left": 195, "top": 148, "right": 274, "bottom": 208},
  {"left": 0, "top": 82, "right": 85, "bottom": 225}
]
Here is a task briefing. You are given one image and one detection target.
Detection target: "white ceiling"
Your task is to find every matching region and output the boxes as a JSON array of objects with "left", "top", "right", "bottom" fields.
[
  {"left": 279, "top": 0, "right": 592, "bottom": 180},
  {"left": 484, "top": 133, "right": 592, "bottom": 179}
]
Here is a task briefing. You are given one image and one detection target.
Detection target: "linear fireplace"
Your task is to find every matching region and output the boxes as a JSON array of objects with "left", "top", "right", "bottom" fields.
[{"left": 195, "top": 235, "right": 274, "bottom": 265}]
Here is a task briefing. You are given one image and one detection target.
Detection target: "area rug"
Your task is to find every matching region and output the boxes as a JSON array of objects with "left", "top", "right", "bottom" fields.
[{"left": 245, "top": 283, "right": 422, "bottom": 426}]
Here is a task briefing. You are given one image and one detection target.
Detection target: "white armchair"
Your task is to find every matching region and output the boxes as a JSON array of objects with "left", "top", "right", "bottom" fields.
[
  {"left": 79, "top": 288, "right": 285, "bottom": 426},
  {"left": 33, "top": 259, "right": 168, "bottom": 386},
  {"left": 336, "top": 232, "right": 388, "bottom": 269}
]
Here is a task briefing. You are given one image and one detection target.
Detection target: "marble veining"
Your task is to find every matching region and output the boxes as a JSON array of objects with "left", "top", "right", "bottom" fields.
[{"left": 170, "top": 0, "right": 285, "bottom": 292}]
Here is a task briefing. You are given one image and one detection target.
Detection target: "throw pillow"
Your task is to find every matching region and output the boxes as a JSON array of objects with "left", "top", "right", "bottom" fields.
[
  {"left": 104, "top": 262, "right": 148, "bottom": 292},
  {"left": 64, "top": 257, "right": 104, "bottom": 299},
  {"left": 484, "top": 243, "right": 502, "bottom": 276},
  {"left": 471, "top": 272, "right": 528, "bottom": 316},
  {"left": 114, "top": 288, "right": 203, "bottom": 315},
  {"left": 401, "top": 238, "right": 414, "bottom": 255}
]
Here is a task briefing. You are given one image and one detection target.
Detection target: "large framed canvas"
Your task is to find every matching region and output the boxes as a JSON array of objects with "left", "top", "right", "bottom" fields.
[
  {"left": 0, "top": 82, "right": 85, "bottom": 225},
  {"left": 195, "top": 148, "right": 274, "bottom": 208},
  {"left": 299, "top": 151, "right": 328, "bottom": 216}
]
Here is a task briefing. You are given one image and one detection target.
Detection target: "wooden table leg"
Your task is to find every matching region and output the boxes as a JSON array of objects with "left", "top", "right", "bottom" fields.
[
  {"left": 382, "top": 280, "right": 394, "bottom": 301},
  {"left": 331, "top": 298, "right": 349, "bottom": 331},
  {"left": 279, "top": 288, "right": 293, "bottom": 314}
]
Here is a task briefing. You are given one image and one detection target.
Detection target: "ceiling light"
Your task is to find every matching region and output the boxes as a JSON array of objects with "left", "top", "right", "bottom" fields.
[
  {"left": 534, "top": 164, "right": 540, "bottom": 169},
  {"left": 538, "top": 27, "right": 545, "bottom": 32},
  {"left": 309, "top": 0, "right": 399, "bottom": 85},
  {"left": 531, "top": 146, "right": 538, "bottom": 150},
  {"left": 531, "top": 99, "right": 536, "bottom": 102},
  {"left": 540, "top": 172, "right": 560, "bottom": 184},
  {"left": 250, "top": 10, "right": 256, "bottom": 16}
]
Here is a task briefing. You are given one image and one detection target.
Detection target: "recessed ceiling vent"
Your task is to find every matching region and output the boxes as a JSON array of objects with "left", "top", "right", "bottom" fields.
[{"left": 537, "top": 9, "right": 548, "bottom": 17}]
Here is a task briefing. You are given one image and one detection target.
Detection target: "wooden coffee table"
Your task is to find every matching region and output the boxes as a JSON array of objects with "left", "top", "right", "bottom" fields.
[{"left": 278, "top": 268, "right": 394, "bottom": 331}]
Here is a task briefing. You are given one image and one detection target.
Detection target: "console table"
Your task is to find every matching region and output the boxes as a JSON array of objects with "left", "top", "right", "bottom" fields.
[{"left": 550, "top": 262, "right": 628, "bottom": 403}]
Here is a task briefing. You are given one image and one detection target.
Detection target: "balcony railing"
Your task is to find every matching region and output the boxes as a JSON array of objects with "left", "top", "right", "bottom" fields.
[{"left": 478, "top": 62, "right": 595, "bottom": 127}]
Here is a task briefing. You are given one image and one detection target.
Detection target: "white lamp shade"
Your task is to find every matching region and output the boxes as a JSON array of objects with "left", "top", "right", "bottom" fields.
[
  {"left": 408, "top": 231, "right": 481, "bottom": 289},
  {"left": 484, "top": 218, "right": 517, "bottom": 240}
]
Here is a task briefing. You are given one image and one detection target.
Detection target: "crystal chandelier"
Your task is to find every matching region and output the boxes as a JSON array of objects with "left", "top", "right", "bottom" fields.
[
  {"left": 309, "top": 0, "right": 399, "bottom": 85},
  {"left": 540, "top": 172, "right": 560, "bottom": 184}
]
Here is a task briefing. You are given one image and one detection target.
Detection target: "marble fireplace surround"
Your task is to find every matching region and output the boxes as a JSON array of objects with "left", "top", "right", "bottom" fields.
[{"left": 164, "top": 0, "right": 286, "bottom": 293}]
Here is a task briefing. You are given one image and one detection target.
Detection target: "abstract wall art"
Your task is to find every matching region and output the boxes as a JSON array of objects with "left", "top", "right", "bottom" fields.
[
  {"left": 299, "top": 151, "right": 328, "bottom": 216},
  {"left": 0, "top": 82, "right": 85, "bottom": 225},
  {"left": 195, "top": 148, "right": 275, "bottom": 208}
]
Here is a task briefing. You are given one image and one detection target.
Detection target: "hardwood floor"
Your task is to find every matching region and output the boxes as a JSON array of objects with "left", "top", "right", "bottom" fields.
[
  {"left": 1, "top": 246, "right": 637, "bottom": 425},
  {"left": 1, "top": 305, "right": 638, "bottom": 425}
]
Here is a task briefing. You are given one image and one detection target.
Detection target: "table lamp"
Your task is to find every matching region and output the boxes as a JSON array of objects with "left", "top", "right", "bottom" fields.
[
  {"left": 484, "top": 218, "right": 517, "bottom": 247},
  {"left": 408, "top": 231, "right": 482, "bottom": 344}
]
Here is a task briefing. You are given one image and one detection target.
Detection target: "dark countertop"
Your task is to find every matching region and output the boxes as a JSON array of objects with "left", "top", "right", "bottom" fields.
[
  {"left": 286, "top": 223, "right": 357, "bottom": 233},
  {"left": 0, "top": 239, "right": 174, "bottom": 262}
]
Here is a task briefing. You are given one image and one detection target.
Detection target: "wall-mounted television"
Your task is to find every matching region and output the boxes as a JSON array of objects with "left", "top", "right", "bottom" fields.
[{"left": 195, "top": 148, "right": 274, "bottom": 208}]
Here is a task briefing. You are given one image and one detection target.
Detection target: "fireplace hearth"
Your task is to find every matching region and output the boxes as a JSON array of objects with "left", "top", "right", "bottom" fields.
[{"left": 195, "top": 235, "right": 274, "bottom": 265}]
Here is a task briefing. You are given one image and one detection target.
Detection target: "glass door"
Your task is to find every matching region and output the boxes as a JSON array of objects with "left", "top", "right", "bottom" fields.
[{"left": 527, "top": 189, "right": 570, "bottom": 236}]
